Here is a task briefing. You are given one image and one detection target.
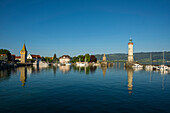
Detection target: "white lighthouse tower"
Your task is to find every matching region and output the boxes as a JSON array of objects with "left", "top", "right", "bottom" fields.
[{"left": 128, "top": 39, "right": 134, "bottom": 62}]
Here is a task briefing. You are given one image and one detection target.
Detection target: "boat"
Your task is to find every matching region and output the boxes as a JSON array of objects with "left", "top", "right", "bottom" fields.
[
  {"left": 33, "top": 61, "right": 49, "bottom": 67},
  {"left": 145, "top": 65, "right": 153, "bottom": 71},
  {"left": 76, "top": 57, "right": 88, "bottom": 67},
  {"left": 159, "top": 65, "right": 169, "bottom": 71},
  {"left": 93, "top": 63, "right": 100, "bottom": 66},
  {"left": 132, "top": 64, "right": 143, "bottom": 68},
  {"left": 159, "top": 51, "right": 169, "bottom": 72},
  {"left": 53, "top": 63, "right": 58, "bottom": 66},
  {"left": 76, "top": 62, "right": 88, "bottom": 67},
  {"left": 66, "top": 63, "right": 71, "bottom": 66}
]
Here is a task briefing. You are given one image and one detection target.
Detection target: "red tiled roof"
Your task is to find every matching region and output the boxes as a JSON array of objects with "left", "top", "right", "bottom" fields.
[
  {"left": 0, "top": 54, "right": 7, "bottom": 56},
  {"left": 30, "top": 54, "right": 41, "bottom": 58},
  {"left": 59, "top": 55, "right": 71, "bottom": 59}
]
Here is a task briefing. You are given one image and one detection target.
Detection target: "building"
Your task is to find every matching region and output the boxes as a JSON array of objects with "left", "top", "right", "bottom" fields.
[
  {"left": 0, "top": 54, "right": 8, "bottom": 62},
  {"left": 27, "top": 54, "right": 41, "bottom": 61},
  {"left": 128, "top": 39, "right": 134, "bottom": 62},
  {"left": 15, "top": 56, "right": 21, "bottom": 61},
  {"left": 101, "top": 53, "right": 107, "bottom": 66},
  {"left": 103, "top": 53, "right": 106, "bottom": 61},
  {"left": 20, "top": 43, "right": 27, "bottom": 63},
  {"left": 59, "top": 55, "right": 71, "bottom": 64}
]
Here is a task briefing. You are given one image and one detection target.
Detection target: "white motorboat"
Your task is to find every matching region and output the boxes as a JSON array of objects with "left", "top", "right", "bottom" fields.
[
  {"left": 132, "top": 64, "right": 143, "bottom": 68},
  {"left": 76, "top": 62, "right": 88, "bottom": 67},
  {"left": 33, "top": 61, "right": 49, "bottom": 67},
  {"left": 66, "top": 63, "right": 71, "bottom": 66},
  {"left": 76, "top": 57, "right": 89, "bottom": 67},
  {"left": 53, "top": 63, "right": 58, "bottom": 66},
  {"left": 159, "top": 65, "right": 169, "bottom": 71},
  {"left": 145, "top": 65, "right": 153, "bottom": 71}
]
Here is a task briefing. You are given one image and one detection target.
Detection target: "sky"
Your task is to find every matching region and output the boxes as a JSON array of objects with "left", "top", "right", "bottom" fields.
[{"left": 0, "top": 0, "right": 170, "bottom": 57}]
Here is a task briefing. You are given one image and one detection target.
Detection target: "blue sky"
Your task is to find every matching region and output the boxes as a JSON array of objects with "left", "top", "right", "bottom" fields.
[{"left": 0, "top": 0, "right": 170, "bottom": 57}]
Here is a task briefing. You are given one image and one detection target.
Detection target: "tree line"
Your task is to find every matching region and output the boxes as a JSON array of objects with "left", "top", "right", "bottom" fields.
[
  {"left": 71, "top": 54, "right": 97, "bottom": 63},
  {"left": 95, "top": 51, "right": 170, "bottom": 62}
]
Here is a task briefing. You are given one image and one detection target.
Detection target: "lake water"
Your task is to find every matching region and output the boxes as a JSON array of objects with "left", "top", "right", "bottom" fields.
[{"left": 0, "top": 63, "right": 170, "bottom": 113}]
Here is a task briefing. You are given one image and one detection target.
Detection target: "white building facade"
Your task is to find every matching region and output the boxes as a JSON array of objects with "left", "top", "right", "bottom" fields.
[
  {"left": 59, "top": 55, "right": 71, "bottom": 64},
  {"left": 27, "top": 54, "right": 41, "bottom": 61}
]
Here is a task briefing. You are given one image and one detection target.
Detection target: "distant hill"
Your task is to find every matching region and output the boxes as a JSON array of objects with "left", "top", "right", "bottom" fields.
[{"left": 95, "top": 51, "right": 170, "bottom": 62}]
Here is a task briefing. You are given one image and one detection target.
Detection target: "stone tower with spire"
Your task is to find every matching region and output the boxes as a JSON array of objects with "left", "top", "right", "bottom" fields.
[
  {"left": 20, "top": 43, "right": 27, "bottom": 63},
  {"left": 128, "top": 39, "right": 134, "bottom": 62}
]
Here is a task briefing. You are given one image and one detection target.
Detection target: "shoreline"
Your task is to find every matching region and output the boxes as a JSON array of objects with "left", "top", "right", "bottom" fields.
[{"left": 0, "top": 63, "right": 33, "bottom": 70}]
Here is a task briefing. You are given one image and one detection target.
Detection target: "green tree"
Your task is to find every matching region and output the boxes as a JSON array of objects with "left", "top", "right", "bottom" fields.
[
  {"left": 78, "top": 55, "right": 84, "bottom": 62},
  {"left": 41, "top": 56, "right": 46, "bottom": 61},
  {"left": 44, "top": 57, "right": 53, "bottom": 63},
  {"left": 0, "top": 49, "right": 11, "bottom": 61},
  {"left": 85, "top": 54, "right": 90, "bottom": 62},
  {"left": 72, "top": 56, "right": 79, "bottom": 63},
  {"left": 53, "top": 53, "right": 57, "bottom": 63}
]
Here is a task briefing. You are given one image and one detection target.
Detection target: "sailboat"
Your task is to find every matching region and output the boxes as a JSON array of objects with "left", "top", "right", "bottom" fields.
[
  {"left": 159, "top": 51, "right": 168, "bottom": 72},
  {"left": 76, "top": 57, "right": 89, "bottom": 67},
  {"left": 145, "top": 53, "right": 153, "bottom": 71}
]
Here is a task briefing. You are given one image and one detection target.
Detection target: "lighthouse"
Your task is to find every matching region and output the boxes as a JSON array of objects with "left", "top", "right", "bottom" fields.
[{"left": 128, "top": 39, "right": 134, "bottom": 62}]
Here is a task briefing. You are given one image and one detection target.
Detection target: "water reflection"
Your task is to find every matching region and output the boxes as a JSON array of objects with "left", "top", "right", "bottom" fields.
[
  {"left": 53, "top": 66, "right": 57, "bottom": 75},
  {"left": 0, "top": 63, "right": 169, "bottom": 91},
  {"left": 73, "top": 66, "right": 97, "bottom": 75},
  {"left": 59, "top": 65, "right": 70, "bottom": 73},
  {"left": 0, "top": 69, "right": 11, "bottom": 82},
  {"left": 1, "top": 64, "right": 170, "bottom": 112},
  {"left": 126, "top": 68, "right": 134, "bottom": 94},
  {"left": 101, "top": 66, "right": 107, "bottom": 77},
  {"left": 18, "top": 67, "right": 27, "bottom": 87},
  {"left": 132, "top": 67, "right": 143, "bottom": 72}
]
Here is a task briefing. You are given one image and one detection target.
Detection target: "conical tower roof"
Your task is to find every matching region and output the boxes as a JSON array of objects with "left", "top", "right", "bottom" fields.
[
  {"left": 129, "top": 39, "right": 132, "bottom": 43},
  {"left": 21, "top": 43, "right": 27, "bottom": 52},
  {"left": 128, "top": 38, "right": 133, "bottom": 44}
]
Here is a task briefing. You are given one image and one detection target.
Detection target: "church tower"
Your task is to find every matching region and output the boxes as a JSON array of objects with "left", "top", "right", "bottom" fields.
[
  {"left": 128, "top": 39, "right": 134, "bottom": 62},
  {"left": 20, "top": 43, "right": 27, "bottom": 63}
]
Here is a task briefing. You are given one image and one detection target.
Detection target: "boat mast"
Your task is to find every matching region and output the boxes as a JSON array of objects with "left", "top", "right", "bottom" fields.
[
  {"left": 150, "top": 52, "right": 152, "bottom": 65},
  {"left": 163, "top": 50, "right": 164, "bottom": 65}
]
